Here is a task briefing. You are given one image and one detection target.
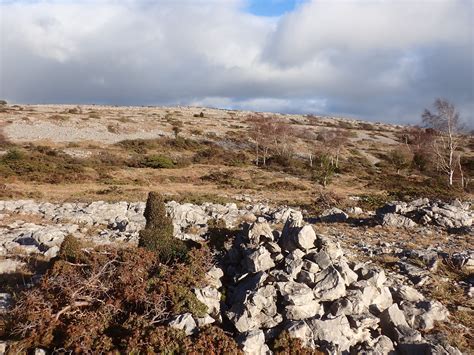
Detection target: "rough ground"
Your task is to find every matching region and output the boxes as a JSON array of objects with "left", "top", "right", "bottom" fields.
[{"left": 0, "top": 198, "right": 472, "bottom": 354}]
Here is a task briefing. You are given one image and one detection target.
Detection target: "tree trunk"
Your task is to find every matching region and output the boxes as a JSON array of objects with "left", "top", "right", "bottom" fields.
[
  {"left": 255, "top": 142, "right": 259, "bottom": 166},
  {"left": 457, "top": 155, "right": 464, "bottom": 189}
]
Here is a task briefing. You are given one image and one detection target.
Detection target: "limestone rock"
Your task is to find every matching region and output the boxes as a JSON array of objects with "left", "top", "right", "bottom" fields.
[
  {"left": 244, "top": 247, "right": 275, "bottom": 273},
  {"left": 313, "top": 266, "right": 346, "bottom": 301},
  {"left": 279, "top": 281, "right": 315, "bottom": 305},
  {"left": 382, "top": 213, "right": 417, "bottom": 228},
  {"left": 319, "top": 208, "right": 349, "bottom": 223},
  {"left": 194, "top": 286, "right": 221, "bottom": 318},
  {"left": 285, "top": 300, "right": 323, "bottom": 320},
  {"left": 168, "top": 313, "right": 197, "bottom": 336},
  {"left": 237, "top": 329, "right": 271, "bottom": 355},
  {"left": 293, "top": 225, "right": 316, "bottom": 250}
]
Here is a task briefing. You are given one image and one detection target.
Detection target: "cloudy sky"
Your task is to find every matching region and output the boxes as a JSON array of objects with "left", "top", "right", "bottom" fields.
[{"left": 0, "top": 0, "right": 473, "bottom": 125}]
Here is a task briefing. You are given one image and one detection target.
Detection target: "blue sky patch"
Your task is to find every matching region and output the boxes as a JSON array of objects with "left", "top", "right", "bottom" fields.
[{"left": 246, "top": 0, "right": 303, "bottom": 17}]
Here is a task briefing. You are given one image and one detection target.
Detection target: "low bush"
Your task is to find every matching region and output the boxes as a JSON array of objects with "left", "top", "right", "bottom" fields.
[
  {"left": 193, "top": 145, "right": 249, "bottom": 166},
  {"left": 272, "top": 331, "right": 322, "bottom": 354},
  {"left": 141, "top": 154, "right": 175, "bottom": 169},
  {"left": 3, "top": 194, "right": 219, "bottom": 353},
  {"left": 0, "top": 147, "right": 86, "bottom": 184},
  {"left": 138, "top": 192, "right": 188, "bottom": 263},
  {"left": 265, "top": 180, "right": 307, "bottom": 191},
  {"left": 117, "top": 137, "right": 204, "bottom": 154}
]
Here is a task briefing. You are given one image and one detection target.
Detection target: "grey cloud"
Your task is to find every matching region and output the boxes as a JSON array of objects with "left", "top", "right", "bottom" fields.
[{"left": 0, "top": 0, "right": 472, "bottom": 126}]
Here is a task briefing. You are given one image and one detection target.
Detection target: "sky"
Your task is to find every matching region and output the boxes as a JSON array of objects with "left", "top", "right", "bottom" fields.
[{"left": 0, "top": 0, "right": 473, "bottom": 126}]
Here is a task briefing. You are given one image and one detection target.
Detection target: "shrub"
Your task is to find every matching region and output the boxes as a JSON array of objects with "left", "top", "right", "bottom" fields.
[
  {"left": 192, "top": 326, "right": 242, "bottom": 354},
  {"left": 193, "top": 145, "right": 248, "bottom": 166},
  {"left": 272, "top": 331, "right": 322, "bottom": 354},
  {"left": 412, "top": 150, "right": 432, "bottom": 172},
  {"left": 387, "top": 146, "right": 413, "bottom": 174},
  {"left": 49, "top": 114, "right": 68, "bottom": 121},
  {"left": 138, "top": 192, "right": 188, "bottom": 262},
  {"left": 3, "top": 148, "right": 24, "bottom": 161},
  {"left": 58, "top": 235, "right": 85, "bottom": 262},
  {"left": 0, "top": 100, "right": 7, "bottom": 105},
  {"left": 142, "top": 155, "right": 175, "bottom": 169},
  {"left": 0, "top": 146, "right": 86, "bottom": 184},
  {"left": 4, "top": 239, "right": 213, "bottom": 352},
  {"left": 311, "top": 154, "right": 336, "bottom": 187}
]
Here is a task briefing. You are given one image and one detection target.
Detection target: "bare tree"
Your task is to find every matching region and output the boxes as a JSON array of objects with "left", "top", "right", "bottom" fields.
[
  {"left": 247, "top": 114, "right": 264, "bottom": 166},
  {"left": 422, "top": 98, "right": 464, "bottom": 186},
  {"left": 316, "top": 129, "right": 349, "bottom": 168},
  {"left": 388, "top": 145, "right": 413, "bottom": 175}
]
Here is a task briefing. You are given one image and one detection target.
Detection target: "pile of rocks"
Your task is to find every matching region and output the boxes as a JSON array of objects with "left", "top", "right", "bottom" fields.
[
  {"left": 190, "top": 211, "right": 459, "bottom": 354},
  {"left": 377, "top": 198, "right": 473, "bottom": 230}
]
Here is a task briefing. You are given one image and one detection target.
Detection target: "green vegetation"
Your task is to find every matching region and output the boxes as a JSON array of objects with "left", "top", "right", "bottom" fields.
[
  {"left": 272, "top": 331, "right": 323, "bottom": 355},
  {"left": 138, "top": 192, "right": 188, "bottom": 262},
  {"left": 1, "top": 192, "right": 221, "bottom": 352},
  {"left": 0, "top": 146, "right": 86, "bottom": 184},
  {"left": 141, "top": 155, "right": 175, "bottom": 169}
]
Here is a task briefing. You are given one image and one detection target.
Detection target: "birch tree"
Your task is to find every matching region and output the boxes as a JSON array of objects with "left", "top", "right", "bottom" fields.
[{"left": 422, "top": 98, "right": 464, "bottom": 186}]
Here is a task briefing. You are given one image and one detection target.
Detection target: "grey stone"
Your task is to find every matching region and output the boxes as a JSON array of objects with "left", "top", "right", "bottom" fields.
[
  {"left": 306, "top": 250, "right": 332, "bottom": 269},
  {"left": 195, "top": 315, "right": 215, "bottom": 327},
  {"left": 247, "top": 221, "right": 274, "bottom": 245},
  {"left": 285, "top": 321, "right": 313, "bottom": 348},
  {"left": 205, "top": 265, "right": 224, "bottom": 289},
  {"left": 382, "top": 213, "right": 417, "bottom": 228},
  {"left": 380, "top": 304, "right": 421, "bottom": 342},
  {"left": 0, "top": 259, "right": 24, "bottom": 274},
  {"left": 282, "top": 250, "right": 305, "bottom": 279},
  {"left": 335, "top": 260, "right": 358, "bottom": 286},
  {"left": 347, "top": 206, "right": 363, "bottom": 215},
  {"left": 245, "top": 246, "right": 275, "bottom": 273},
  {"left": 391, "top": 285, "right": 424, "bottom": 303},
  {"left": 285, "top": 300, "right": 323, "bottom": 320},
  {"left": 319, "top": 208, "right": 349, "bottom": 223},
  {"left": 307, "top": 315, "right": 365, "bottom": 352},
  {"left": 301, "top": 260, "right": 320, "bottom": 273},
  {"left": 316, "top": 234, "right": 344, "bottom": 260},
  {"left": 402, "top": 300, "right": 449, "bottom": 331},
  {"left": 279, "top": 281, "right": 315, "bottom": 305},
  {"left": 0, "top": 293, "right": 12, "bottom": 313},
  {"left": 194, "top": 286, "right": 221, "bottom": 318},
  {"left": 313, "top": 266, "right": 346, "bottom": 301},
  {"left": 237, "top": 329, "right": 271, "bottom": 355},
  {"left": 168, "top": 313, "right": 197, "bottom": 336}
]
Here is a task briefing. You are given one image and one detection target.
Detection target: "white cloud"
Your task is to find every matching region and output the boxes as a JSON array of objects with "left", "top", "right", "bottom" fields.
[{"left": 0, "top": 0, "right": 472, "bottom": 125}]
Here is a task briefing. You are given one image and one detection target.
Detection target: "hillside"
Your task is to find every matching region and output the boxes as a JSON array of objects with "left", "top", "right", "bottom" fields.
[{"left": 0, "top": 104, "right": 472, "bottom": 208}]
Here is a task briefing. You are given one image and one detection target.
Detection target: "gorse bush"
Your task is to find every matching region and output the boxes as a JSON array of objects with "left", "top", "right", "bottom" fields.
[{"left": 138, "top": 192, "right": 188, "bottom": 262}]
